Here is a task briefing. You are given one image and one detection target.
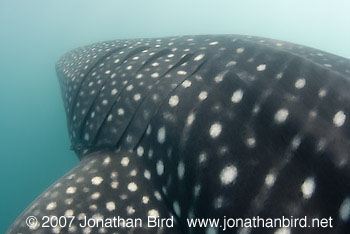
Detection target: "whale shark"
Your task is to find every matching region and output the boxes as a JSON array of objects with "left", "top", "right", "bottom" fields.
[{"left": 7, "top": 35, "right": 350, "bottom": 234}]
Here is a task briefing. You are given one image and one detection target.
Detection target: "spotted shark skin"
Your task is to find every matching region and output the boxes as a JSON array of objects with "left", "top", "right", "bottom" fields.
[{"left": 7, "top": 35, "right": 350, "bottom": 234}]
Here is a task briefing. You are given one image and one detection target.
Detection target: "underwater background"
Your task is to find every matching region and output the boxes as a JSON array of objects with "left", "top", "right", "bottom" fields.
[{"left": 0, "top": 0, "right": 349, "bottom": 232}]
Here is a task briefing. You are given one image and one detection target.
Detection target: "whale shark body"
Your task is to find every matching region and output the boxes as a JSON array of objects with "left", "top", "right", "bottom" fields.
[{"left": 7, "top": 35, "right": 350, "bottom": 234}]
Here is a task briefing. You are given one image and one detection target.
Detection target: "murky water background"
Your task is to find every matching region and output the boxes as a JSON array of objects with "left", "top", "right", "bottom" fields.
[{"left": 0, "top": 0, "right": 349, "bottom": 232}]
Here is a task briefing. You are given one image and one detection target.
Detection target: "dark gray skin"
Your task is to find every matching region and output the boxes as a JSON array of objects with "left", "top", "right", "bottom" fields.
[{"left": 7, "top": 35, "right": 350, "bottom": 234}]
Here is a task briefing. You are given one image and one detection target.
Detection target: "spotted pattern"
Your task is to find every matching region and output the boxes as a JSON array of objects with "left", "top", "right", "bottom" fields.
[
  {"left": 8, "top": 35, "right": 350, "bottom": 234},
  {"left": 8, "top": 151, "right": 181, "bottom": 234}
]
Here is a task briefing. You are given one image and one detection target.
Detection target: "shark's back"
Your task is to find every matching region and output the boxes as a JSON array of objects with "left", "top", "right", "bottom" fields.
[{"left": 8, "top": 35, "right": 350, "bottom": 234}]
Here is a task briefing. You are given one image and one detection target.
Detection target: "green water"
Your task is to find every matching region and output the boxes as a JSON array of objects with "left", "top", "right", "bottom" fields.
[{"left": 0, "top": 0, "right": 349, "bottom": 232}]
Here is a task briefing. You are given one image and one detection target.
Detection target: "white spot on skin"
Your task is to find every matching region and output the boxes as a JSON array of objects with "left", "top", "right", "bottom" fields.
[
  {"left": 295, "top": 78, "right": 306, "bottom": 89},
  {"left": 110, "top": 171, "right": 118, "bottom": 179},
  {"left": 256, "top": 64, "right": 266, "bottom": 71},
  {"left": 276, "top": 73, "right": 283, "bottom": 79},
  {"left": 220, "top": 165, "right": 238, "bottom": 185},
  {"left": 148, "top": 209, "right": 159, "bottom": 217},
  {"left": 198, "top": 91, "right": 208, "bottom": 100},
  {"left": 65, "top": 198, "right": 73, "bottom": 205},
  {"left": 66, "top": 187, "right": 77, "bottom": 194},
  {"left": 126, "top": 206, "right": 135, "bottom": 215},
  {"left": 130, "top": 169, "right": 137, "bottom": 176},
  {"left": 162, "top": 186, "right": 168, "bottom": 195},
  {"left": 154, "top": 191, "right": 162, "bottom": 200},
  {"left": 52, "top": 227, "right": 61, "bottom": 233},
  {"left": 301, "top": 177, "right": 315, "bottom": 199},
  {"left": 177, "top": 161, "right": 185, "bottom": 180},
  {"left": 28, "top": 220, "right": 40, "bottom": 230},
  {"left": 157, "top": 127, "right": 166, "bottom": 144},
  {"left": 231, "top": 89, "right": 244, "bottom": 103},
  {"left": 209, "top": 123, "right": 222, "bottom": 138},
  {"left": 111, "top": 88, "right": 118, "bottom": 95},
  {"left": 151, "top": 72, "right": 159, "bottom": 78},
  {"left": 246, "top": 137, "right": 256, "bottom": 148},
  {"left": 118, "top": 108, "right": 125, "bottom": 115},
  {"left": 111, "top": 181, "right": 119, "bottom": 189},
  {"left": 91, "top": 192, "right": 101, "bottom": 200},
  {"left": 291, "top": 136, "right": 301, "bottom": 150},
  {"left": 339, "top": 197, "right": 350, "bottom": 221},
  {"left": 237, "top": 227, "right": 250, "bottom": 234},
  {"left": 78, "top": 213, "right": 86, "bottom": 220},
  {"left": 142, "top": 196, "right": 149, "bottom": 204},
  {"left": 173, "top": 201, "right": 181, "bottom": 216},
  {"left": 152, "top": 94, "right": 159, "bottom": 101},
  {"left": 137, "top": 146, "right": 144, "bottom": 157},
  {"left": 333, "top": 111, "right": 346, "bottom": 127},
  {"left": 226, "top": 61, "right": 237, "bottom": 67},
  {"left": 205, "top": 227, "right": 218, "bottom": 234},
  {"left": 121, "top": 157, "right": 129, "bottom": 167},
  {"left": 182, "top": 80, "right": 192, "bottom": 88},
  {"left": 194, "top": 54, "right": 205, "bottom": 61},
  {"left": 91, "top": 176, "right": 103, "bottom": 185},
  {"left": 126, "top": 84, "right": 134, "bottom": 91},
  {"left": 46, "top": 202, "right": 57, "bottom": 210},
  {"left": 274, "top": 227, "right": 291, "bottom": 234},
  {"left": 265, "top": 173, "right": 276, "bottom": 186},
  {"left": 107, "top": 114, "right": 113, "bottom": 122},
  {"left": 214, "top": 196, "right": 224, "bottom": 209},
  {"left": 102, "top": 99, "right": 108, "bottom": 105},
  {"left": 134, "top": 93, "right": 141, "bottom": 101},
  {"left": 84, "top": 133, "right": 89, "bottom": 141},
  {"left": 156, "top": 160, "right": 164, "bottom": 176},
  {"left": 209, "top": 41, "right": 218, "bottom": 45},
  {"left": 169, "top": 95, "right": 179, "bottom": 107},
  {"left": 64, "top": 209, "right": 74, "bottom": 216},
  {"left": 177, "top": 70, "right": 187, "bottom": 75},
  {"left": 68, "top": 225, "right": 77, "bottom": 232},
  {"left": 274, "top": 109, "right": 289, "bottom": 123},
  {"left": 186, "top": 113, "right": 195, "bottom": 126},
  {"left": 102, "top": 156, "right": 111, "bottom": 166},
  {"left": 128, "top": 182, "right": 138, "bottom": 192},
  {"left": 236, "top": 48, "right": 245, "bottom": 53},
  {"left": 146, "top": 125, "right": 152, "bottom": 135},
  {"left": 144, "top": 170, "right": 151, "bottom": 180},
  {"left": 199, "top": 152, "right": 207, "bottom": 163},
  {"left": 91, "top": 192, "right": 100, "bottom": 200},
  {"left": 318, "top": 89, "right": 327, "bottom": 98},
  {"left": 309, "top": 110, "right": 317, "bottom": 119},
  {"left": 316, "top": 138, "right": 327, "bottom": 152},
  {"left": 214, "top": 71, "right": 228, "bottom": 83}
]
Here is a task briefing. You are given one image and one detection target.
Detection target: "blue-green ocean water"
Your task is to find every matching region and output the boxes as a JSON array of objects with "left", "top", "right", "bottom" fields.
[{"left": 0, "top": 0, "right": 349, "bottom": 232}]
